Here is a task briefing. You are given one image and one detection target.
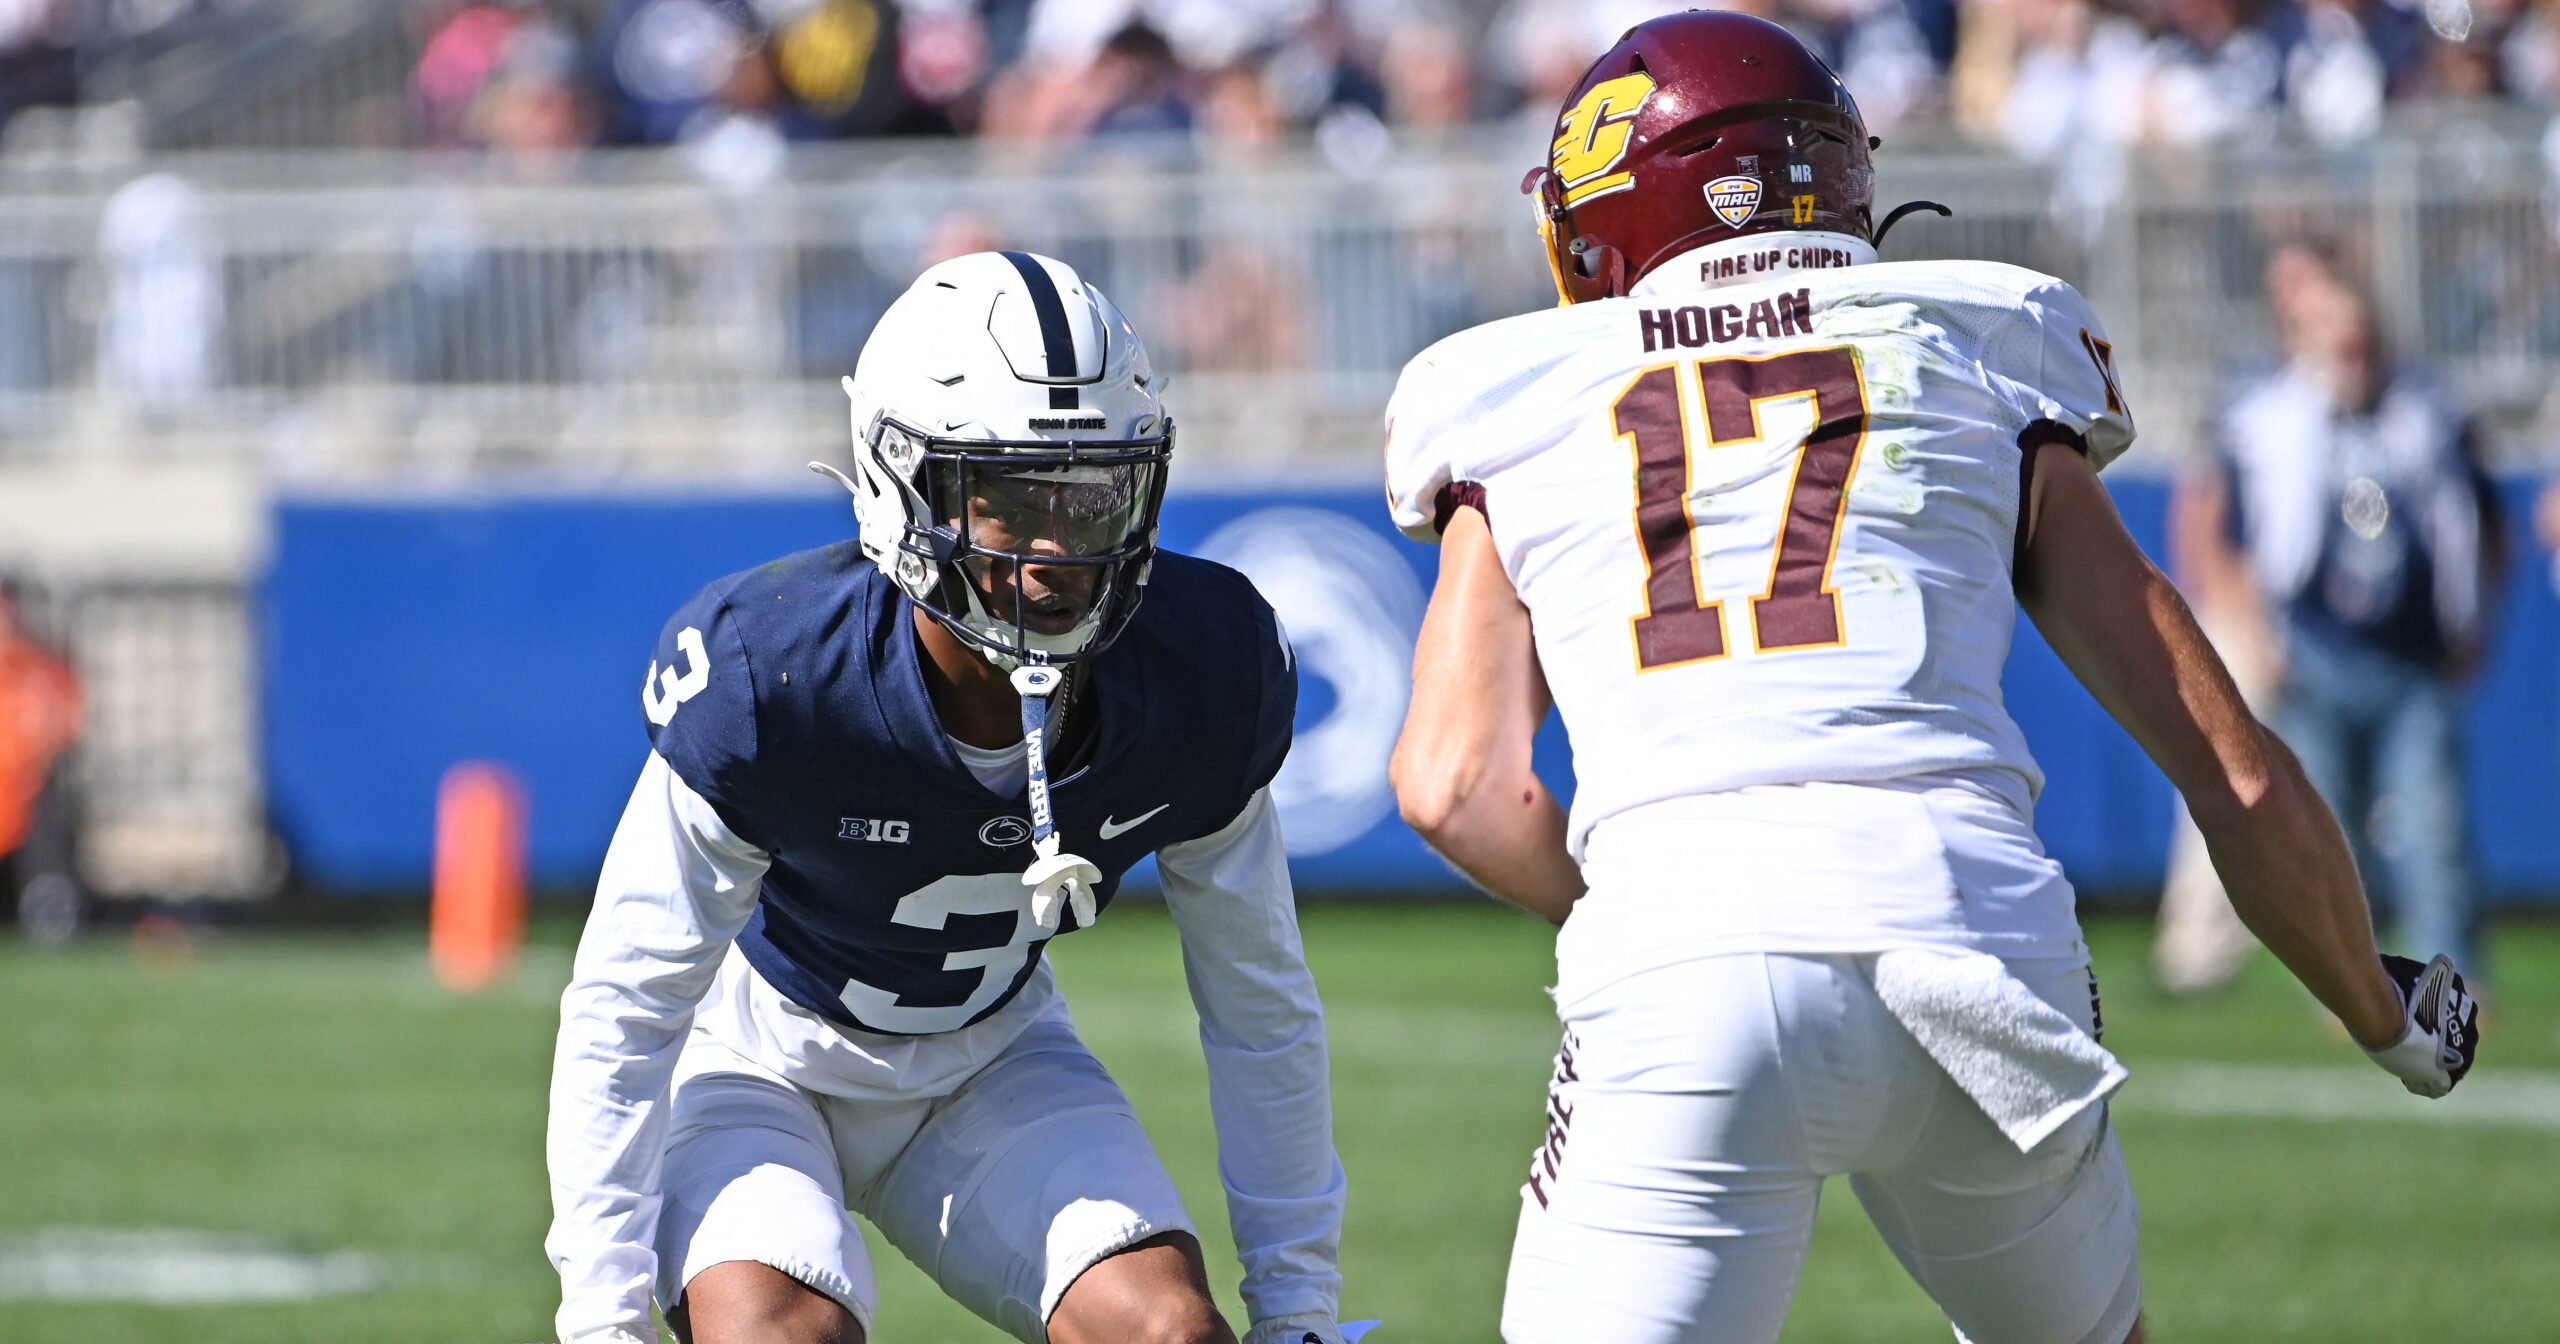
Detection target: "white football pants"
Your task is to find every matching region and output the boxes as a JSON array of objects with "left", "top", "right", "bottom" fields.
[
  {"left": 1503, "top": 952, "right": 2141, "bottom": 1344},
  {"left": 654, "top": 1010, "right": 1194, "bottom": 1343}
]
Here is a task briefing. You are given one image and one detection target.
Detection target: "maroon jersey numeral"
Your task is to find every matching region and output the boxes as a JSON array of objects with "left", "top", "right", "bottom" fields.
[
  {"left": 1616, "top": 348, "right": 1870, "bottom": 670},
  {"left": 1615, "top": 364, "right": 1727, "bottom": 668}
]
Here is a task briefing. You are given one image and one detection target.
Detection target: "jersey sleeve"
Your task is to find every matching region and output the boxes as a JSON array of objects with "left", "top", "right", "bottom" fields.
[
  {"left": 1243, "top": 601, "right": 1298, "bottom": 800},
  {"left": 2015, "top": 280, "right": 2137, "bottom": 472},
  {"left": 1154, "top": 787, "right": 1346, "bottom": 1327},
  {"left": 1383, "top": 345, "right": 1473, "bottom": 542},
  {"left": 547, "top": 752, "right": 772, "bottom": 1344},
  {"left": 639, "top": 587, "right": 763, "bottom": 843}
]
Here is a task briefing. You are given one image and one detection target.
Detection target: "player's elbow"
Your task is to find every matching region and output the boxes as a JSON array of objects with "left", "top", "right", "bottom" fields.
[{"left": 1390, "top": 732, "right": 1485, "bottom": 844}]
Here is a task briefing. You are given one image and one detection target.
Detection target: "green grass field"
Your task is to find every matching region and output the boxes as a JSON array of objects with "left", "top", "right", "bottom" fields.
[{"left": 3, "top": 904, "right": 2555, "bottom": 1343}]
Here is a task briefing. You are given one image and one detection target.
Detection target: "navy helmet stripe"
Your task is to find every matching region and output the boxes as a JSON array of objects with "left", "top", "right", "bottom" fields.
[{"left": 998, "top": 250, "right": 1078, "bottom": 380}]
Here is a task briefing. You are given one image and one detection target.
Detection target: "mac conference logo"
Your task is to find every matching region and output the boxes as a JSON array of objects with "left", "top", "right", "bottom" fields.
[
  {"left": 1197, "top": 507, "right": 1427, "bottom": 856},
  {"left": 1706, "top": 174, "right": 1763, "bottom": 229}
]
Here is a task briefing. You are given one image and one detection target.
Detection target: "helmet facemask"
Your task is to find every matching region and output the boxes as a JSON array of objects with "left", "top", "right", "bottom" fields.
[{"left": 868, "top": 416, "right": 1171, "bottom": 671}]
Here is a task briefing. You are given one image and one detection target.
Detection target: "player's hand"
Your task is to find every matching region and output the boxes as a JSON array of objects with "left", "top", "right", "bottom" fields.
[
  {"left": 2362, "top": 954, "right": 2480, "bottom": 1098},
  {"left": 1244, "top": 1312, "right": 1377, "bottom": 1344}
]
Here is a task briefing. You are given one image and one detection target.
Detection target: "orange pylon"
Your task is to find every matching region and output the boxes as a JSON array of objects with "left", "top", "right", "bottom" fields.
[{"left": 431, "top": 761, "right": 527, "bottom": 992}]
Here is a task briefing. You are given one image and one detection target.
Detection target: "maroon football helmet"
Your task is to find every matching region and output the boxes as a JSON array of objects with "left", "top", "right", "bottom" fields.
[{"left": 1526, "top": 11, "right": 1878, "bottom": 304}]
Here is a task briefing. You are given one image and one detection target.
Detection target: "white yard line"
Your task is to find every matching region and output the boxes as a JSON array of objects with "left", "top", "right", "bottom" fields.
[
  {"left": 2120, "top": 1061, "right": 2560, "bottom": 1130},
  {"left": 0, "top": 1228, "right": 383, "bottom": 1303}
]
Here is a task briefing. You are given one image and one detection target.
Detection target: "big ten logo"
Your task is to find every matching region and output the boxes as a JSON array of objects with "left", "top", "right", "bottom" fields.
[
  {"left": 1551, "top": 71, "right": 1656, "bottom": 208},
  {"left": 839, "top": 817, "right": 912, "bottom": 843}
]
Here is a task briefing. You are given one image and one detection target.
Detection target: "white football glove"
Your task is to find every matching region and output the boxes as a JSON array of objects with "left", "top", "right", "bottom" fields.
[
  {"left": 1243, "top": 1313, "right": 1381, "bottom": 1344},
  {"left": 2363, "top": 953, "right": 2481, "bottom": 1098}
]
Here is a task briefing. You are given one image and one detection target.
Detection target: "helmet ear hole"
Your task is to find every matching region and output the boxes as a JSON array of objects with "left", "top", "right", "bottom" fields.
[{"left": 1569, "top": 238, "right": 1629, "bottom": 295}]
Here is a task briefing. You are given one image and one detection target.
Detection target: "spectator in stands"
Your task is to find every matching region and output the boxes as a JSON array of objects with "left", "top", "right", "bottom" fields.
[
  {"left": 981, "top": 17, "right": 1190, "bottom": 139},
  {"left": 2144, "top": 0, "right": 2288, "bottom": 145},
  {"left": 0, "top": 0, "right": 78, "bottom": 133},
  {"left": 2167, "top": 242, "right": 2503, "bottom": 989},
  {"left": 411, "top": 0, "right": 594, "bottom": 154},
  {"left": 1258, "top": 2, "right": 1388, "bottom": 134},
  {"left": 2504, "top": 0, "right": 2560, "bottom": 103},
  {"left": 591, "top": 0, "right": 949, "bottom": 147},
  {"left": 1379, "top": 13, "right": 1478, "bottom": 130},
  {"left": 1953, "top": 0, "right": 2153, "bottom": 160},
  {"left": 2286, "top": 0, "right": 2390, "bottom": 144},
  {"left": 1196, "top": 56, "right": 1285, "bottom": 155},
  {"left": 590, "top": 0, "right": 757, "bottom": 143},
  {"left": 0, "top": 579, "right": 80, "bottom": 934},
  {"left": 897, "top": 1, "right": 998, "bottom": 130}
]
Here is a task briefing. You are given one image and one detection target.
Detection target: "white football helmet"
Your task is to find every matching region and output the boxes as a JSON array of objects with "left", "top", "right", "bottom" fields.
[{"left": 823, "top": 250, "right": 1172, "bottom": 670}]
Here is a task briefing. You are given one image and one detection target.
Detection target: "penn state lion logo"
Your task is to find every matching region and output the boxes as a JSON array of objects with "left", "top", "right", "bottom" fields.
[{"left": 1551, "top": 71, "right": 1656, "bottom": 208}]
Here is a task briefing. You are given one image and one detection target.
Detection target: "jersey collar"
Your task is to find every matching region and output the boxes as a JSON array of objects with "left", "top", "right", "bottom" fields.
[
  {"left": 879, "top": 573, "right": 1118, "bottom": 802},
  {"left": 1631, "top": 231, "right": 1878, "bottom": 298}
]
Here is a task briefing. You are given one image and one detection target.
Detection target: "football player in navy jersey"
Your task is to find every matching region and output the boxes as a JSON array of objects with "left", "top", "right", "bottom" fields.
[{"left": 545, "top": 251, "right": 1347, "bottom": 1344}]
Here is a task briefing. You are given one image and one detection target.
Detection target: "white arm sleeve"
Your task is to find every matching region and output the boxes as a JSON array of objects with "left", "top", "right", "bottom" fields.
[
  {"left": 1155, "top": 787, "right": 1347, "bottom": 1325},
  {"left": 546, "top": 750, "right": 771, "bottom": 1344}
]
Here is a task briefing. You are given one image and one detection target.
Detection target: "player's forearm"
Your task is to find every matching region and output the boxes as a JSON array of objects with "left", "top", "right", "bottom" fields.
[{"left": 2186, "top": 731, "right": 2403, "bottom": 1046}]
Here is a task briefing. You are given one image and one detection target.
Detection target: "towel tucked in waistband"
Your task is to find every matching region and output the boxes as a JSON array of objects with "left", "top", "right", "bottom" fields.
[{"left": 1871, "top": 948, "right": 2128, "bottom": 1152}]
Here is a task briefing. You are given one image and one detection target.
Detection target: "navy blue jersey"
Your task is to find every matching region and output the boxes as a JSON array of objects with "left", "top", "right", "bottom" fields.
[{"left": 639, "top": 543, "right": 1295, "bottom": 1036}]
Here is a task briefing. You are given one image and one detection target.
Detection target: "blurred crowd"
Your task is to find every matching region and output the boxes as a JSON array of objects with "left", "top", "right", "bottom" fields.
[{"left": 1, "top": 0, "right": 2556, "bottom": 165}]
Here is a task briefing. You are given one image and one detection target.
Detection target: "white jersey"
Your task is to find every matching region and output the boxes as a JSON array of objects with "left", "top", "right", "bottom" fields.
[{"left": 1386, "top": 246, "right": 2134, "bottom": 966}]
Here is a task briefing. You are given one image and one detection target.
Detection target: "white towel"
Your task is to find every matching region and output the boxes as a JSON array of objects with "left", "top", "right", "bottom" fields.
[{"left": 1871, "top": 949, "right": 2129, "bottom": 1153}]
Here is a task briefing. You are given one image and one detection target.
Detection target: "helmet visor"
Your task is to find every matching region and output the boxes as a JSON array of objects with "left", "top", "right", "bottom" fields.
[
  {"left": 944, "top": 460, "right": 1158, "bottom": 561},
  {"left": 918, "top": 441, "right": 1166, "bottom": 647}
]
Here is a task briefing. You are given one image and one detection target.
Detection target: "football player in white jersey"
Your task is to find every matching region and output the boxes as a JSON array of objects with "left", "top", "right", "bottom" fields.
[{"left": 1385, "top": 14, "right": 2481, "bottom": 1344}]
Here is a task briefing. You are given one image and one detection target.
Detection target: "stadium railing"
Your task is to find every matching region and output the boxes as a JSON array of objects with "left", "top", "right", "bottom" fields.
[{"left": 0, "top": 116, "right": 2552, "bottom": 482}]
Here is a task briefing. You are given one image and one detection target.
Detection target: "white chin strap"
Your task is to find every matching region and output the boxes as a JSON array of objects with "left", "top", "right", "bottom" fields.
[{"left": 1012, "top": 663, "right": 1100, "bottom": 931}]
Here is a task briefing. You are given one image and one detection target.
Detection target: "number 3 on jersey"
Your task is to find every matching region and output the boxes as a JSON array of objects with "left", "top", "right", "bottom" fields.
[{"left": 1617, "top": 348, "right": 1868, "bottom": 670}]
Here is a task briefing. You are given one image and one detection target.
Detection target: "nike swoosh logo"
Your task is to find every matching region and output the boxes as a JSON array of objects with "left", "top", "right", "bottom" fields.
[{"left": 1096, "top": 804, "right": 1169, "bottom": 840}]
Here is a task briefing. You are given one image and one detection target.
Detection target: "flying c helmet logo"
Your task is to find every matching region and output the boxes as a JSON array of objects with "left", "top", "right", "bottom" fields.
[
  {"left": 1551, "top": 71, "right": 1656, "bottom": 208},
  {"left": 1706, "top": 176, "right": 1765, "bottom": 229}
]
